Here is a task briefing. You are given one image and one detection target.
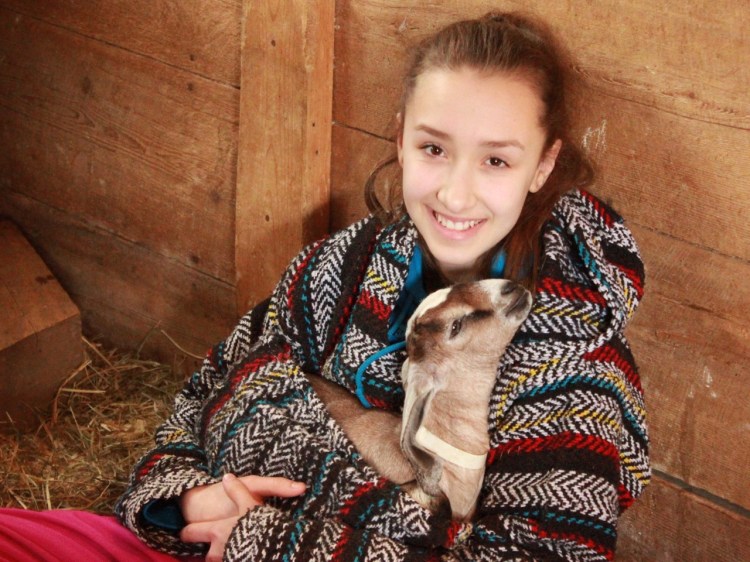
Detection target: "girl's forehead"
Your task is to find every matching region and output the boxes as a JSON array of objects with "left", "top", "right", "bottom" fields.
[
  {"left": 404, "top": 67, "right": 546, "bottom": 144},
  {"left": 409, "top": 67, "right": 541, "bottom": 111}
]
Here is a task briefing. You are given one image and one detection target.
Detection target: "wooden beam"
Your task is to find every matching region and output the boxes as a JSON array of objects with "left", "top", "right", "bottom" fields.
[
  {"left": 330, "top": 124, "right": 394, "bottom": 230},
  {"left": 235, "top": 0, "right": 334, "bottom": 313}
]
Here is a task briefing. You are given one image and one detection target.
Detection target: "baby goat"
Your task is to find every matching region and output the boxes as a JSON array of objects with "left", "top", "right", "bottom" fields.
[{"left": 309, "top": 279, "right": 531, "bottom": 521}]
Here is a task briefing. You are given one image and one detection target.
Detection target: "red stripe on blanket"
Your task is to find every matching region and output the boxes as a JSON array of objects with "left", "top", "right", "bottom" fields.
[
  {"left": 581, "top": 190, "right": 614, "bottom": 228},
  {"left": 357, "top": 288, "right": 392, "bottom": 321},
  {"left": 136, "top": 453, "right": 165, "bottom": 481},
  {"left": 287, "top": 239, "right": 326, "bottom": 311},
  {"left": 537, "top": 277, "right": 607, "bottom": 305},
  {"left": 488, "top": 432, "right": 618, "bottom": 464},
  {"left": 529, "top": 519, "right": 615, "bottom": 561},
  {"left": 338, "top": 478, "right": 388, "bottom": 518},
  {"left": 618, "top": 483, "right": 636, "bottom": 511},
  {"left": 616, "top": 262, "right": 645, "bottom": 299},
  {"left": 583, "top": 344, "right": 642, "bottom": 393},
  {"left": 330, "top": 524, "right": 353, "bottom": 562},
  {"left": 203, "top": 346, "right": 292, "bottom": 431}
]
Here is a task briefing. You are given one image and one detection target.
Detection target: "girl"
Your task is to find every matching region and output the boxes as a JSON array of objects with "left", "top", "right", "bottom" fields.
[{"left": 2, "top": 11, "right": 649, "bottom": 562}]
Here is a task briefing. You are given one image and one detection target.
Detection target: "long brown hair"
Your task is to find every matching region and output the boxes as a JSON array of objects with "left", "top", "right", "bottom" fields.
[{"left": 365, "top": 12, "right": 594, "bottom": 289}]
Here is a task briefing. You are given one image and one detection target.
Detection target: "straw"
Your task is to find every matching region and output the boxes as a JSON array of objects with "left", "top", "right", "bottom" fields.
[{"left": 0, "top": 338, "right": 184, "bottom": 513}]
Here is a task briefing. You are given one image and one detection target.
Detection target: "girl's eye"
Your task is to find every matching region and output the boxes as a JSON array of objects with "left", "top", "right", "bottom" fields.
[
  {"left": 487, "top": 156, "right": 507, "bottom": 168},
  {"left": 449, "top": 318, "right": 463, "bottom": 338},
  {"left": 422, "top": 144, "right": 444, "bottom": 157}
]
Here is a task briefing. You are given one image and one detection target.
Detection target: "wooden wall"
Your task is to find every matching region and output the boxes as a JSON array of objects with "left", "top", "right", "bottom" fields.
[
  {"left": 0, "top": 1, "right": 243, "bottom": 366},
  {"left": 0, "top": 1, "right": 333, "bottom": 367},
  {"left": 330, "top": 1, "right": 749, "bottom": 560}
]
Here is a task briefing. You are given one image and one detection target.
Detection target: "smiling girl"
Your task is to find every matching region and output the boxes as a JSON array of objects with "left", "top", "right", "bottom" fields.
[
  {"left": 398, "top": 67, "right": 562, "bottom": 283},
  {"left": 1, "top": 11, "right": 649, "bottom": 562}
]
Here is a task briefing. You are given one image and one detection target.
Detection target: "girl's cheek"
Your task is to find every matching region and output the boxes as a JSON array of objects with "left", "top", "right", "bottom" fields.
[
  {"left": 404, "top": 164, "right": 439, "bottom": 197},
  {"left": 477, "top": 177, "right": 529, "bottom": 209}
]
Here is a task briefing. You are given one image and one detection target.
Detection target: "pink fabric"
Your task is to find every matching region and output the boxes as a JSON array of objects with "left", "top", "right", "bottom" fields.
[{"left": 0, "top": 508, "right": 202, "bottom": 562}]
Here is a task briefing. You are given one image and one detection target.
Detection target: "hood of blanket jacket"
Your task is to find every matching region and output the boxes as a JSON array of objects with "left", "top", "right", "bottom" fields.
[
  {"left": 515, "top": 189, "right": 645, "bottom": 349},
  {"left": 327, "top": 189, "right": 643, "bottom": 410}
]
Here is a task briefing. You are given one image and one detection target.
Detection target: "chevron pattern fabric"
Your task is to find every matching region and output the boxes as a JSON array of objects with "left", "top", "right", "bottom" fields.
[{"left": 116, "top": 189, "right": 649, "bottom": 561}]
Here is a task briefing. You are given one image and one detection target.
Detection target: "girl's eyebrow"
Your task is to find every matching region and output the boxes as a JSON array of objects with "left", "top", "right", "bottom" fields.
[{"left": 414, "top": 124, "right": 525, "bottom": 151}]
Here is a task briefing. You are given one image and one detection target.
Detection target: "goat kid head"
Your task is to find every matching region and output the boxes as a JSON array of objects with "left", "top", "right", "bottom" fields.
[{"left": 400, "top": 279, "right": 531, "bottom": 521}]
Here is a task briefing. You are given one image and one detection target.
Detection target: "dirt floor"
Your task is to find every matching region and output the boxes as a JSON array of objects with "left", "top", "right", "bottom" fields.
[{"left": 0, "top": 339, "right": 185, "bottom": 513}]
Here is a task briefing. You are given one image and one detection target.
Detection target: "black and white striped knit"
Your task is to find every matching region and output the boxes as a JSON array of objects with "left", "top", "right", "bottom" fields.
[{"left": 116, "top": 189, "right": 649, "bottom": 561}]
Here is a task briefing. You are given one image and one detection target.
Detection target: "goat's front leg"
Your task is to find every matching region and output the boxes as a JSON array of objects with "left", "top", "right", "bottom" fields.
[{"left": 307, "top": 374, "right": 414, "bottom": 484}]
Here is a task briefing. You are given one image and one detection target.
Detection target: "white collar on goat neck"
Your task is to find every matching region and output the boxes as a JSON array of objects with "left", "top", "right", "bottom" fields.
[{"left": 414, "top": 426, "right": 487, "bottom": 470}]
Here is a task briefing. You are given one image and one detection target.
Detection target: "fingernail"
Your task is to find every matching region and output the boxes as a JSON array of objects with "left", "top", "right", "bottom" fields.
[
  {"left": 223, "top": 473, "right": 236, "bottom": 482},
  {"left": 291, "top": 481, "right": 306, "bottom": 489}
]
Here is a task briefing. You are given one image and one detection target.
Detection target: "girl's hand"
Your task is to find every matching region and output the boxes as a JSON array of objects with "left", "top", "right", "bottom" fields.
[
  {"left": 181, "top": 474, "right": 305, "bottom": 560},
  {"left": 179, "top": 474, "right": 306, "bottom": 524},
  {"left": 181, "top": 473, "right": 253, "bottom": 561}
]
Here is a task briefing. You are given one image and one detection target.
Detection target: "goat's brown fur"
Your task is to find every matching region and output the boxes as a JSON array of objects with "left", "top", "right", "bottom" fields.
[{"left": 308, "top": 279, "right": 531, "bottom": 520}]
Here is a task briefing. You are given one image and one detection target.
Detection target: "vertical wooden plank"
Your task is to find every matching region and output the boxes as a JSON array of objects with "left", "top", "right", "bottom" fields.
[{"left": 235, "top": 0, "right": 334, "bottom": 313}]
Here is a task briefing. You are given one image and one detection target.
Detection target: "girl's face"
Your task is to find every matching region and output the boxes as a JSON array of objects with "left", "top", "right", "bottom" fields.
[{"left": 398, "top": 67, "right": 561, "bottom": 282}]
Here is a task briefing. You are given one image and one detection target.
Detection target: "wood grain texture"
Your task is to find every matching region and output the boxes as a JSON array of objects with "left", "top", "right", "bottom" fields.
[
  {"left": 0, "top": 191, "right": 236, "bottom": 371},
  {"left": 618, "top": 475, "right": 750, "bottom": 562},
  {"left": 334, "top": 0, "right": 748, "bottom": 132},
  {"left": 570, "top": 96, "right": 750, "bottom": 262},
  {"left": 0, "top": 221, "right": 79, "bottom": 346},
  {"left": 0, "top": 10, "right": 239, "bottom": 281},
  {"left": 0, "top": 220, "right": 82, "bottom": 428},
  {"left": 0, "top": 1, "right": 242, "bottom": 85},
  {"left": 330, "top": 124, "right": 394, "bottom": 230},
  {"left": 235, "top": 0, "right": 334, "bottom": 312}
]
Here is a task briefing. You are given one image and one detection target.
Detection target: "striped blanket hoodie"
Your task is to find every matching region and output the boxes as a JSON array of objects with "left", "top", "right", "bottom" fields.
[{"left": 116, "top": 189, "right": 649, "bottom": 561}]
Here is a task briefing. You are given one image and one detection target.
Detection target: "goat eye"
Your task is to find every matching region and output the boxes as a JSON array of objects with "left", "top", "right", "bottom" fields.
[{"left": 450, "top": 318, "right": 462, "bottom": 338}]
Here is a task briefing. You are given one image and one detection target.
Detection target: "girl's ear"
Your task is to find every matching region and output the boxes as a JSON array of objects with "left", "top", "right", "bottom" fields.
[{"left": 529, "top": 139, "right": 562, "bottom": 193}]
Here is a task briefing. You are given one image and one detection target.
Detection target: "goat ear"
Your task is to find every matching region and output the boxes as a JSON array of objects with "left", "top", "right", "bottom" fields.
[
  {"left": 400, "top": 358, "right": 411, "bottom": 389},
  {"left": 401, "top": 387, "right": 443, "bottom": 497}
]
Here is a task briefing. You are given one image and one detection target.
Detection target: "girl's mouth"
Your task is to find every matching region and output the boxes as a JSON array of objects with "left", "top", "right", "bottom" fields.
[{"left": 433, "top": 211, "right": 484, "bottom": 233}]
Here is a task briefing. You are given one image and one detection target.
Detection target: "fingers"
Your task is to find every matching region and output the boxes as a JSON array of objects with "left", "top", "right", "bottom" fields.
[
  {"left": 222, "top": 473, "right": 257, "bottom": 513},
  {"left": 180, "top": 519, "right": 213, "bottom": 544},
  {"left": 181, "top": 517, "right": 238, "bottom": 562},
  {"left": 178, "top": 475, "right": 306, "bottom": 562},
  {"left": 236, "top": 474, "right": 306, "bottom": 499},
  {"left": 180, "top": 480, "right": 248, "bottom": 562},
  {"left": 180, "top": 480, "right": 235, "bottom": 524}
]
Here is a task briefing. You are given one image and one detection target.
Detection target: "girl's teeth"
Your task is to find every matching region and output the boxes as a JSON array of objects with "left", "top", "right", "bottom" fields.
[{"left": 435, "top": 213, "right": 479, "bottom": 231}]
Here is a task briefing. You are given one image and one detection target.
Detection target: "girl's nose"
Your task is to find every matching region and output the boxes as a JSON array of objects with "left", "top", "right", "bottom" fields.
[{"left": 436, "top": 164, "right": 476, "bottom": 213}]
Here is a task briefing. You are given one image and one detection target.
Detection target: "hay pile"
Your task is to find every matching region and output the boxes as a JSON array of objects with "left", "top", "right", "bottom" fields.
[{"left": 0, "top": 339, "right": 185, "bottom": 513}]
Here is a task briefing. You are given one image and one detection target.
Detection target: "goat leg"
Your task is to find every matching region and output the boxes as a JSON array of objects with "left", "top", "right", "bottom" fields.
[{"left": 307, "top": 374, "right": 414, "bottom": 484}]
